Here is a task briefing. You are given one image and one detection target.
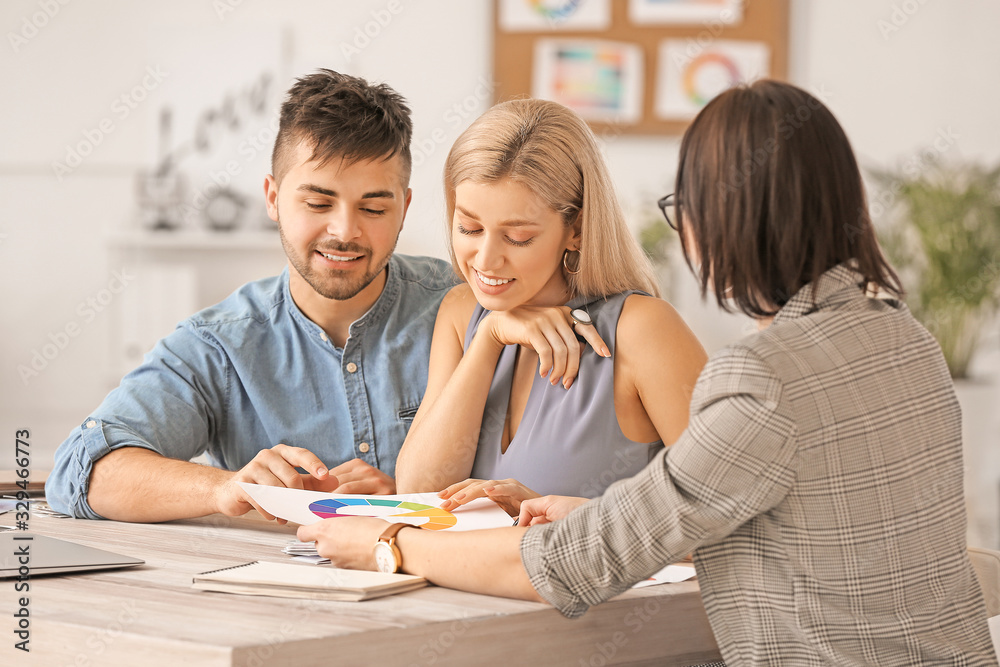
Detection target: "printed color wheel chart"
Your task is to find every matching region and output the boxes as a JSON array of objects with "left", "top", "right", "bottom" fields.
[
  {"left": 683, "top": 51, "right": 742, "bottom": 107},
  {"left": 528, "top": 0, "right": 584, "bottom": 21},
  {"left": 308, "top": 498, "right": 458, "bottom": 530}
]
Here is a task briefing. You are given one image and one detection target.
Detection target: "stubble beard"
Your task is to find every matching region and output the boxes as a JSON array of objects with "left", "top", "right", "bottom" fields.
[{"left": 277, "top": 215, "right": 398, "bottom": 301}]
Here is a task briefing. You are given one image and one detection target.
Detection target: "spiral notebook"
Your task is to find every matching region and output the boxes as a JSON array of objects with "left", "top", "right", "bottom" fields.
[{"left": 192, "top": 560, "right": 426, "bottom": 601}]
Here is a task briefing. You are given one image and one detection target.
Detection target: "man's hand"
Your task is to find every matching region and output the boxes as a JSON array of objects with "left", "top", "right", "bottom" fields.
[
  {"left": 326, "top": 458, "right": 396, "bottom": 495},
  {"left": 438, "top": 478, "right": 540, "bottom": 517},
  {"left": 517, "top": 495, "right": 589, "bottom": 527},
  {"left": 214, "top": 443, "right": 338, "bottom": 521},
  {"left": 297, "top": 516, "right": 388, "bottom": 570}
]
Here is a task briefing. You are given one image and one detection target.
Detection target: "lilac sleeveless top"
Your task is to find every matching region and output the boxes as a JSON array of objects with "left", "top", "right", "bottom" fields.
[{"left": 464, "top": 292, "right": 662, "bottom": 498}]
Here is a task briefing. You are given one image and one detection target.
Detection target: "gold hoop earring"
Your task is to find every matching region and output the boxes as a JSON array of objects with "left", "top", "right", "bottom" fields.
[{"left": 563, "top": 249, "right": 582, "bottom": 275}]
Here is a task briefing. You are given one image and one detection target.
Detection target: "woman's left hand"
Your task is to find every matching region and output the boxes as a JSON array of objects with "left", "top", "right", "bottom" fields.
[
  {"left": 438, "top": 478, "right": 540, "bottom": 517},
  {"left": 297, "top": 516, "right": 388, "bottom": 569}
]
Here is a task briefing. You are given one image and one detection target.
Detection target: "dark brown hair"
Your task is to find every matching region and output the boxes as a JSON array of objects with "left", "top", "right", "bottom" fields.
[
  {"left": 675, "top": 79, "right": 902, "bottom": 317},
  {"left": 271, "top": 69, "right": 412, "bottom": 186}
]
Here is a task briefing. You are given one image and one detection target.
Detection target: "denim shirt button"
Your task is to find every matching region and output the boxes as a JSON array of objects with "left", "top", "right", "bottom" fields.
[
  {"left": 358, "top": 442, "right": 370, "bottom": 453},
  {"left": 320, "top": 332, "right": 329, "bottom": 342},
  {"left": 346, "top": 362, "right": 358, "bottom": 373},
  {"left": 85, "top": 420, "right": 97, "bottom": 429}
]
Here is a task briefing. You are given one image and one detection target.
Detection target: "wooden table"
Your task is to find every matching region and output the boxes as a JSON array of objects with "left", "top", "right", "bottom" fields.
[{"left": 1, "top": 513, "right": 721, "bottom": 666}]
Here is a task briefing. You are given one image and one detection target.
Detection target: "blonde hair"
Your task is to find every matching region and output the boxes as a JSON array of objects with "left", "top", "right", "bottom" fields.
[{"left": 443, "top": 99, "right": 659, "bottom": 299}]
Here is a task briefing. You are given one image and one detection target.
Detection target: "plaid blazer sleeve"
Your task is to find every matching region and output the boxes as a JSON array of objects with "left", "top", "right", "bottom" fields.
[{"left": 520, "top": 345, "right": 798, "bottom": 618}]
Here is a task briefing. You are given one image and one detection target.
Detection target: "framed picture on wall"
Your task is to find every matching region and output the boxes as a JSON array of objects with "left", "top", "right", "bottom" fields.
[
  {"left": 499, "top": 0, "right": 612, "bottom": 31},
  {"left": 494, "top": 0, "right": 788, "bottom": 135},
  {"left": 655, "top": 38, "right": 770, "bottom": 119},
  {"left": 532, "top": 39, "right": 644, "bottom": 123},
  {"left": 629, "top": 0, "right": 744, "bottom": 26}
]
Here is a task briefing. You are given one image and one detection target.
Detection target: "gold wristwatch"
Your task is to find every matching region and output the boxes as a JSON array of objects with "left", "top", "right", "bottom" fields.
[{"left": 373, "top": 523, "right": 413, "bottom": 573}]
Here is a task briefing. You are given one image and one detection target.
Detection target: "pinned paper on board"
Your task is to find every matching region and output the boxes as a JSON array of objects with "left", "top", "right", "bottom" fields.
[
  {"left": 533, "top": 39, "right": 644, "bottom": 124},
  {"left": 655, "top": 38, "right": 769, "bottom": 120},
  {"left": 629, "top": 0, "right": 743, "bottom": 25},
  {"left": 238, "top": 483, "right": 514, "bottom": 530},
  {"left": 499, "top": 0, "right": 611, "bottom": 32}
]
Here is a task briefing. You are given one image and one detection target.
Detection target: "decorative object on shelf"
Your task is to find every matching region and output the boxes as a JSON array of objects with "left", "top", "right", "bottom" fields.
[
  {"left": 136, "top": 71, "right": 277, "bottom": 236},
  {"left": 203, "top": 188, "right": 249, "bottom": 232},
  {"left": 871, "top": 158, "right": 1000, "bottom": 378},
  {"left": 136, "top": 108, "right": 188, "bottom": 232},
  {"left": 135, "top": 166, "right": 186, "bottom": 232}
]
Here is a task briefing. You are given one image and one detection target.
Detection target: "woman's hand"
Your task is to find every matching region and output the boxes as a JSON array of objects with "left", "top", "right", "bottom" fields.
[
  {"left": 296, "top": 516, "right": 389, "bottom": 570},
  {"left": 482, "top": 306, "right": 609, "bottom": 389},
  {"left": 517, "top": 495, "right": 590, "bottom": 526},
  {"left": 438, "top": 478, "right": 541, "bottom": 517}
]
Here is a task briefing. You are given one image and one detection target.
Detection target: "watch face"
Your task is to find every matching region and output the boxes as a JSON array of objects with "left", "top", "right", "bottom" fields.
[{"left": 373, "top": 542, "right": 397, "bottom": 573}]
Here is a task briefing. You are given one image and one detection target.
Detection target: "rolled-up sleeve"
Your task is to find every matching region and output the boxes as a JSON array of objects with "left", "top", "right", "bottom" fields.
[
  {"left": 519, "top": 345, "right": 800, "bottom": 617},
  {"left": 45, "top": 325, "right": 228, "bottom": 518}
]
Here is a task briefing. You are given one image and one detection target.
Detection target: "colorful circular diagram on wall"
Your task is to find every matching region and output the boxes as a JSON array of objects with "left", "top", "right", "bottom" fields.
[
  {"left": 528, "top": 0, "right": 583, "bottom": 21},
  {"left": 308, "top": 498, "right": 458, "bottom": 530},
  {"left": 683, "top": 51, "right": 742, "bottom": 107}
]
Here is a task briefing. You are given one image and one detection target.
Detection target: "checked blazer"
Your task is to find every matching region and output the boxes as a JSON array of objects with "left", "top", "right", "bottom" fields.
[{"left": 521, "top": 264, "right": 997, "bottom": 666}]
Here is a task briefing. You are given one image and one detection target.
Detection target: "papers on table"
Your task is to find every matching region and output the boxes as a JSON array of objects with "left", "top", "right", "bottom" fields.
[
  {"left": 283, "top": 540, "right": 329, "bottom": 565},
  {"left": 245, "top": 484, "right": 698, "bottom": 591},
  {"left": 632, "top": 564, "right": 697, "bottom": 588},
  {"left": 238, "top": 482, "right": 514, "bottom": 529}
]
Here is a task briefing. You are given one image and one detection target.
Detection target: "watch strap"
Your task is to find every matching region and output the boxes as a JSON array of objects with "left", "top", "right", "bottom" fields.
[{"left": 378, "top": 522, "right": 413, "bottom": 544}]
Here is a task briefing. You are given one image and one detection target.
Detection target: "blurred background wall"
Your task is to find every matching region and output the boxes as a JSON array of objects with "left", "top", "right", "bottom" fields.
[{"left": 1, "top": 0, "right": 998, "bottom": 546}]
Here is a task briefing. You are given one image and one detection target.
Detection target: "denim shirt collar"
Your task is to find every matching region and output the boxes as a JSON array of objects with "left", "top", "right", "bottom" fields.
[
  {"left": 350, "top": 255, "right": 402, "bottom": 336},
  {"left": 281, "top": 255, "right": 403, "bottom": 346}
]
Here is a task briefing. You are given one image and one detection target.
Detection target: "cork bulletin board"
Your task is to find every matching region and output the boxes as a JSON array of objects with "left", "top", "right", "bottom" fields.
[{"left": 492, "top": 0, "right": 790, "bottom": 135}]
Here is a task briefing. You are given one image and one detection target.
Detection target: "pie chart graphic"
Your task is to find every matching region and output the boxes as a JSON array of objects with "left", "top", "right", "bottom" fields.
[{"left": 308, "top": 498, "right": 458, "bottom": 530}]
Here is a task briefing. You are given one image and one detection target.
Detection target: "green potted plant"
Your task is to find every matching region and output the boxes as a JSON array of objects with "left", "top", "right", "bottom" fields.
[
  {"left": 638, "top": 194, "right": 678, "bottom": 301},
  {"left": 870, "top": 158, "right": 1000, "bottom": 378}
]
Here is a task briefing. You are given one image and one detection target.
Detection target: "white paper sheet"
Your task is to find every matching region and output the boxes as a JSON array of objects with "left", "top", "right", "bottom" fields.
[
  {"left": 238, "top": 483, "right": 514, "bottom": 530},
  {"left": 632, "top": 563, "right": 697, "bottom": 588}
]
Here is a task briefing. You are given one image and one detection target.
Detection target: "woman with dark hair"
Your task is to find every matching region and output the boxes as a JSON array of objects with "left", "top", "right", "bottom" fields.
[{"left": 300, "top": 80, "right": 997, "bottom": 666}]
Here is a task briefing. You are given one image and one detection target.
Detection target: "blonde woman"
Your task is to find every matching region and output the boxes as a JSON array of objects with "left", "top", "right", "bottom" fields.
[{"left": 393, "top": 99, "right": 707, "bottom": 513}]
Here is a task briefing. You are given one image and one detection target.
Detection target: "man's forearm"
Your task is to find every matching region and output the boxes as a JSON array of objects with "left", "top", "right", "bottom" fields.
[{"left": 87, "top": 447, "right": 230, "bottom": 522}]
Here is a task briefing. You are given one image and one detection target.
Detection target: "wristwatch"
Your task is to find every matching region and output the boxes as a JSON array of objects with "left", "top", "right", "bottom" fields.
[{"left": 373, "top": 523, "right": 413, "bottom": 573}]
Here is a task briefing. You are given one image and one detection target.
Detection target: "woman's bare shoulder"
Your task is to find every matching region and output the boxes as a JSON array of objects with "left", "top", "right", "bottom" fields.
[
  {"left": 437, "top": 283, "right": 481, "bottom": 339},
  {"left": 617, "top": 293, "right": 706, "bottom": 360}
]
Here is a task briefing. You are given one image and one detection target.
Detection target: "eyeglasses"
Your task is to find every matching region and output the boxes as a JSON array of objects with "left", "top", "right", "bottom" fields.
[{"left": 657, "top": 193, "right": 678, "bottom": 231}]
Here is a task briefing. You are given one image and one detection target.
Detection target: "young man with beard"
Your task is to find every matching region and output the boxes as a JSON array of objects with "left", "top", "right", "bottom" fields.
[{"left": 46, "top": 70, "right": 456, "bottom": 521}]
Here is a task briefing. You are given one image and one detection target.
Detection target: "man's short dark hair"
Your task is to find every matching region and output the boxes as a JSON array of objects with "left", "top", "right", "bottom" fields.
[
  {"left": 271, "top": 69, "right": 412, "bottom": 186},
  {"left": 676, "top": 79, "right": 903, "bottom": 317}
]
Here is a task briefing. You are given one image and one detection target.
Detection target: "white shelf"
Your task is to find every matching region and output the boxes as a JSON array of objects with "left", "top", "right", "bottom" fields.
[{"left": 106, "top": 229, "right": 283, "bottom": 251}]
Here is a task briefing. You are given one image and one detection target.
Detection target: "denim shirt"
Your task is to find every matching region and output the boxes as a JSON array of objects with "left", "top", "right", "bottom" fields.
[{"left": 46, "top": 254, "right": 456, "bottom": 519}]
